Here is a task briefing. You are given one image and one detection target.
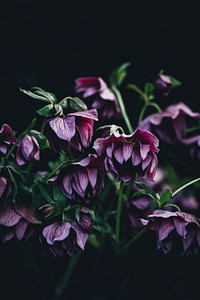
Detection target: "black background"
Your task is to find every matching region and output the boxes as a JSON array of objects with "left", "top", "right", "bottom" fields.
[{"left": 0, "top": 2, "right": 200, "bottom": 300}]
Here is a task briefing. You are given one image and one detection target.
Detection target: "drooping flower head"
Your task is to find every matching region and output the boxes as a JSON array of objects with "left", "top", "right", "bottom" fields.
[
  {"left": 141, "top": 209, "right": 200, "bottom": 255},
  {"left": 15, "top": 134, "right": 40, "bottom": 165},
  {"left": 154, "top": 74, "right": 172, "bottom": 96},
  {"left": 44, "top": 109, "right": 98, "bottom": 153},
  {"left": 0, "top": 202, "right": 41, "bottom": 243},
  {"left": 41, "top": 221, "right": 88, "bottom": 257},
  {"left": 0, "top": 123, "right": 17, "bottom": 155},
  {"left": 139, "top": 102, "right": 200, "bottom": 144},
  {"left": 74, "top": 77, "right": 120, "bottom": 119},
  {"left": 181, "top": 135, "right": 200, "bottom": 161},
  {"left": 49, "top": 153, "right": 105, "bottom": 204},
  {"left": 93, "top": 128, "right": 159, "bottom": 183}
]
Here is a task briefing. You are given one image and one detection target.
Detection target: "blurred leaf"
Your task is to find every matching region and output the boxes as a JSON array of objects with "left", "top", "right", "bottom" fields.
[
  {"left": 144, "top": 82, "right": 154, "bottom": 99},
  {"left": 135, "top": 181, "right": 158, "bottom": 200},
  {"left": 109, "top": 62, "right": 131, "bottom": 87},
  {"left": 169, "top": 76, "right": 182, "bottom": 88},
  {"left": 159, "top": 189, "right": 172, "bottom": 206}
]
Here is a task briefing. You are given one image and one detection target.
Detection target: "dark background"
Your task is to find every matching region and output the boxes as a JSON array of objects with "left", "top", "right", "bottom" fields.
[{"left": 0, "top": 2, "right": 200, "bottom": 300}]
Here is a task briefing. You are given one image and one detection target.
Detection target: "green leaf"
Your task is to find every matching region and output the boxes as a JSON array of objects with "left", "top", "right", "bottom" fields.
[
  {"left": 168, "top": 76, "right": 182, "bottom": 88},
  {"left": 109, "top": 62, "right": 131, "bottom": 87},
  {"left": 29, "top": 130, "right": 50, "bottom": 149},
  {"left": 36, "top": 104, "right": 55, "bottom": 117},
  {"left": 69, "top": 97, "right": 88, "bottom": 111},
  {"left": 135, "top": 181, "right": 158, "bottom": 200},
  {"left": 53, "top": 185, "right": 67, "bottom": 208},
  {"left": 159, "top": 189, "right": 172, "bottom": 206},
  {"left": 20, "top": 87, "right": 57, "bottom": 103},
  {"left": 37, "top": 182, "right": 55, "bottom": 204}
]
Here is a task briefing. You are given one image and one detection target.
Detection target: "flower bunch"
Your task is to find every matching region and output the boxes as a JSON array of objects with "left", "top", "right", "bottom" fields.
[{"left": 1, "top": 62, "right": 200, "bottom": 263}]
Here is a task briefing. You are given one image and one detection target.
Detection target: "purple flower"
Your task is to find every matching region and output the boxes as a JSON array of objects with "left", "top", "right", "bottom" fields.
[
  {"left": 49, "top": 154, "right": 105, "bottom": 203},
  {"left": 74, "top": 77, "right": 120, "bottom": 119},
  {"left": 93, "top": 128, "right": 159, "bottom": 183},
  {"left": 139, "top": 102, "right": 200, "bottom": 144},
  {"left": 42, "top": 221, "right": 88, "bottom": 257},
  {"left": 141, "top": 209, "right": 200, "bottom": 254},
  {"left": 44, "top": 109, "right": 98, "bottom": 153},
  {"left": 0, "top": 202, "right": 41, "bottom": 243},
  {"left": 181, "top": 135, "right": 200, "bottom": 161},
  {"left": 0, "top": 123, "right": 16, "bottom": 155},
  {"left": 15, "top": 134, "right": 40, "bottom": 165},
  {"left": 154, "top": 74, "right": 172, "bottom": 96},
  {"left": 0, "top": 176, "right": 11, "bottom": 200}
]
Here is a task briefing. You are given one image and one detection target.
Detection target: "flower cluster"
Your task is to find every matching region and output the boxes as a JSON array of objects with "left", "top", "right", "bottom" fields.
[{"left": 0, "top": 63, "right": 200, "bottom": 261}]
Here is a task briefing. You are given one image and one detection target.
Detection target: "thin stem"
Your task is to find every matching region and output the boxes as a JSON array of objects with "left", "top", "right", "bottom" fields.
[
  {"left": 43, "top": 160, "right": 70, "bottom": 182},
  {"left": 115, "top": 181, "right": 125, "bottom": 252},
  {"left": 112, "top": 85, "right": 133, "bottom": 134},
  {"left": 118, "top": 227, "right": 148, "bottom": 255},
  {"left": 126, "top": 83, "right": 147, "bottom": 102},
  {"left": 54, "top": 251, "right": 81, "bottom": 298},
  {"left": 148, "top": 102, "right": 162, "bottom": 112},
  {"left": 138, "top": 103, "right": 148, "bottom": 125},
  {"left": 172, "top": 177, "right": 200, "bottom": 198}
]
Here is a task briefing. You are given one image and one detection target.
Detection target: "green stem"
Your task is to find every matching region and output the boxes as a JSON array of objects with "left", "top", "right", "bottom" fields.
[
  {"left": 138, "top": 103, "right": 148, "bottom": 124},
  {"left": 172, "top": 177, "right": 200, "bottom": 198},
  {"left": 126, "top": 83, "right": 147, "bottom": 101},
  {"left": 43, "top": 160, "right": 70, "bottom": 182},
  {"left": 138, "top": 102, "right": 162, "bottom": 125},
  {"left": 115, "top": 181, "right": 125, "bottom": 252},
  {"left": 118, "top": 227, "right": 148, "bottom": 255},
  {"left": 112, "top": 85, "right": 133, "bottom": 134},
  {"left": 54, "top": 251, "right": 81, "bottom": 298},
  {"left": 5, "top": 118, "right": 36, "bottom": 160}
]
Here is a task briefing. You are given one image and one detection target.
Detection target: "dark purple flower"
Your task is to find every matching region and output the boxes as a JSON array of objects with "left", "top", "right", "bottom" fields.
[
  {"left": 141, "top": 209, "right": 200, "bottom": 254},
  {"left": 93, "top": 128, "right": 159, "bottom": 183},
  {"left": 15, "top": 134, "right": 40, "bottom": 165},
  {"left": 0, "top": 202, "right": 41, "bottom": 243},
  {"left": 154, "top": 74, "right": 172, "bottom": 96},
  {"left": 181, "top": 135, "right": 200, "bottom": 161},
  {"left": 0, "top": 123, "right": 16, "bottom": 155},
  {"left": 74, "top": 77, "right": 120, "bottom": 119},
  {"left": 139, "top": 102, "right": 200, "bottom": 144},
  {"left": 49, "top": 154, "right": 105, "bottom": 204},
  {"left": 42, "top": 221, "right": 88, "bottom": 257},
  {"left": 0, "top": 176, "right": 11, "bottom": 200},
  {"left": 76, "top": 207, "right": 94, "bottom": 233},
  {"left": 44, "top": 109, "right": 98, "bottom": 153}
]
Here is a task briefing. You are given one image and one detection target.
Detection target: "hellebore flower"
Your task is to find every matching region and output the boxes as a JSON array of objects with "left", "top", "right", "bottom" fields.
[
  {"left": 141, "top": 209, "right": 200, "bottom": 254},
  {"left": 93, "top": 128, "right": 159, "bottom": 183},
  {"left": 44, "top": 109, "right": 98, "bottom": 153},
  {"left": 181, "top": 135, "right": 200, "bottom": 161},
  {"left": 0, "top": 176, "right": 11, "bottom": 200},
  {"left": 15, "top": 134, "right": 40, "bottom": 165},
  {"left": 154, "top": 74, "right": 172, "bottom": 96},
  {"left": 74, "top": 77, "right": 120, "bottom": 119},
  {"left": 49, "top": 154, "right": 105, "bottom": 204},
  {"left": 0, "top": 202, "right": 41, "bottom": 243},
  {"left": 139, "top": 102, "right": 200, "bottom": 144},
  {"left": 42, "top": 221, "right": 88, "bottom": 257},
  {"left": 0, "top": 123, "right": 17, "bottom": 155}
]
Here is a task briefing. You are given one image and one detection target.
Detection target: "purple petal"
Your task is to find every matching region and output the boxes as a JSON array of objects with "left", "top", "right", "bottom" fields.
[
  {"left": 87, "top": 168, "right": 98, "bottom": 188},
  {"left": 71, "top": 222, "right": 88, "bottom": 250},
  {"left": 123, "top": 143, "right": 133, "bottom": 161},
  {"left": 68, "top": 109, "right": 98, "bottom": 121},
  {"left": 14, "top": 205, "right": 41, "bottom": 224},
  {"left": 114, "top": 147, "right": 124, "bottom": 164},
  {"left": 43, "top": 222, "right": 71, "bottom": 245},
  {"left": 174, "top": 218, "right": 187, "bottom": 237},
  {"left": 158, "top": 219, "right": 175, "bottom": 241},
  {"left": 0, "top": 204, "right": 22, "bottom": 227},
  {"left": 0, "top": 177, "right": 7, "bottom": 198},
  {"left": 49, "top": 116, "right": 76, "bottom": 141},
  {"left": 15, "top": 219, "right": 29, "bottom": 240}
]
